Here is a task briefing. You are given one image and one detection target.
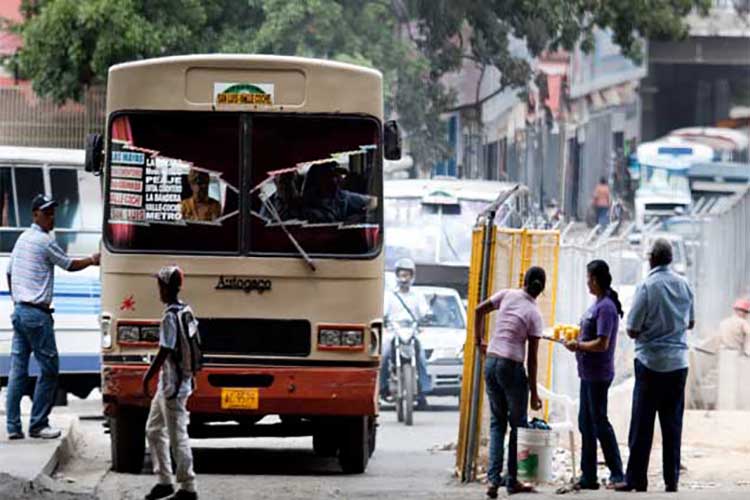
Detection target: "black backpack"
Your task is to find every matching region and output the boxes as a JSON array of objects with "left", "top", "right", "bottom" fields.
[{"left": 166, "top": 303, "right": 202, "bottom": 398}]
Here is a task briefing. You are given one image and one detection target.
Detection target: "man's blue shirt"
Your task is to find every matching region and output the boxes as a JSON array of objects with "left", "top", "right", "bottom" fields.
[{"left": 626, "top": 265, "right": 694, "bottom": 372}]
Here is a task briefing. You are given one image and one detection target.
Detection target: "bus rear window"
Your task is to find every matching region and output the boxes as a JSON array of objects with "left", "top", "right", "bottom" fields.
[{"left": 104, "top": 113, "right": 241, "bottom": 254}]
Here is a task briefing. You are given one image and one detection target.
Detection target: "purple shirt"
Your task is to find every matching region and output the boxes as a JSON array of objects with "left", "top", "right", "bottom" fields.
[
  {"left": 487, "top": 289, "right": 543, "bottom": 363},
  {"left": 576, "top": 295, "right": 619, "bottom": 381}
]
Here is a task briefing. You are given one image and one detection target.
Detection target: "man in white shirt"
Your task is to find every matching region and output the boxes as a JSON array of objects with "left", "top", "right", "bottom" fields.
[{"left": 379, "top": 258, "right": 432, "bottom": 403}]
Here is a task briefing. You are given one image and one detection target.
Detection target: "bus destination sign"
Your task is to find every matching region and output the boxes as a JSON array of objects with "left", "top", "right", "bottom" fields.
[{"left": 213, "top": 83, "right": 275, "bottom": 106}]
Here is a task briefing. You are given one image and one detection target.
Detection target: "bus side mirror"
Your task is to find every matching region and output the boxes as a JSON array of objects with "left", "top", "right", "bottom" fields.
[
  {"left": 384, "top": 120, "right": 401, "bottom": 160},
  {"left": 85, "top": 133, "right": 104, "bottom": 174}
]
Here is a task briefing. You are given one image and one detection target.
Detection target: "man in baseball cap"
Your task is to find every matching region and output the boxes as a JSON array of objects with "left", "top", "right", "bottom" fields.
[{"left": 5, "top": 193, "right": 100, "bottom": 440}]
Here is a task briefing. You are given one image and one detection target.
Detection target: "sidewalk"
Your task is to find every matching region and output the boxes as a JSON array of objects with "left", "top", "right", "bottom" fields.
[
  {"left": 0, "top": 413, "right": 79, "bottom": 481},
  {"left": 0, "top": 391, "right": 80, "bottom": 483}
]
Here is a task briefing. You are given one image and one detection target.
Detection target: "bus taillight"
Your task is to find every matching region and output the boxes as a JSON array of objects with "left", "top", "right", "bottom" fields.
[
  {"left": 116, "top": 321, "right": 160, "bottom": 346},
  {"left": 317, "top": 324, "right": 366, "bottom": 351}
]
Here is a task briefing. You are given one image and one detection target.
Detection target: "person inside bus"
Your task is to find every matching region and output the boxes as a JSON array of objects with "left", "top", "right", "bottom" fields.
[
  {"left": 379, "top": 258, "right": 433, "bottom": 407},
  {"left": 181, "top": 169, "right": 221, "bottom": 222},
  {"left": 474, "top": 266, "right": 546, "bottom": 497},
  {"left": 301, "top": 160, "right": 377, "bottom": 223},
  {"left": 259, "top": 171, "right": 302, "bottom": 222}
]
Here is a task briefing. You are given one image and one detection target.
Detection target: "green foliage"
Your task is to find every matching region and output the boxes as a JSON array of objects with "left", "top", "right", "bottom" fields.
[{"left": 7, "top": 0, "right": 710, "bottom": 172}]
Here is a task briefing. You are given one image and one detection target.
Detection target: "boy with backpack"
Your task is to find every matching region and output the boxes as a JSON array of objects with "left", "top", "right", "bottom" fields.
[{"left": 142, "top": 265, "right": 201, "bottom": 500}]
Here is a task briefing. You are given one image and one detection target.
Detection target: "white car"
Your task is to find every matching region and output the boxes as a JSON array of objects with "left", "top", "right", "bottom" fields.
[{"left": 414, "top": 286, "right": 466, "bottom": 398}]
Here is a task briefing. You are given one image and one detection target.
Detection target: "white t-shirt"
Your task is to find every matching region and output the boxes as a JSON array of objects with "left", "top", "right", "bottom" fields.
[{"left": 384, "top": 287, "right": 430, "bottom": 324}]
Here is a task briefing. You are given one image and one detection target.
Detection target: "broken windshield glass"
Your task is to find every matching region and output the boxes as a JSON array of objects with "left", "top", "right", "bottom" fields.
[{"left": 248, "top": 115, "right": 382, "bottom": 256}]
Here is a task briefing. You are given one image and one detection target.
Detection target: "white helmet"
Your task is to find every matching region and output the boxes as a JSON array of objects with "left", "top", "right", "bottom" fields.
[{"left": 394, "top": 258, "right": 416, "bottom": 287}]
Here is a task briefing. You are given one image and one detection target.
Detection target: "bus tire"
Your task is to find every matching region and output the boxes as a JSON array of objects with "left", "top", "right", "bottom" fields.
[
  {"left": 338, "top": 416, "right": 369, "bottom": 474},
  {"left": 402, "top": 364, "right": 415, "bottom": 426},
  {"left": 110, "top": 406, "right": 147, "bottom": 473},
  {"left": 367, "top": 416, "right": 377, "bottom": 458},
  {"left": 313, "top": 428, "right": 338, "bottom": 457}
]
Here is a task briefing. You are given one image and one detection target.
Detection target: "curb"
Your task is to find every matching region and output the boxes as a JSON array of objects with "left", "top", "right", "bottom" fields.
[{"left": 36, "top": 415, "right": 80, "bottom": 483}]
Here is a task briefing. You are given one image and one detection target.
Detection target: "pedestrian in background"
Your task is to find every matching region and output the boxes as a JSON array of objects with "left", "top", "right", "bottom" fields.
[
  {"left": 5, "top": 194, "right": 100, "bottom": 440},
  {"left": 592, "top": 176, "right": 611, "bottom": 227},
  {"left": 475, "top": 266, "right": 546, "bottom": 497},
  {"left": 142, "top": 266, "right": 198, "bottom": 500},
  {"left": 564, "top": 260, "right": 624, "bottom": 490},
  {"left": 718, "top": 298, "right": 750, "bottom": 356},
  {"left": 616, "top": 238, "right": 694, "bottom": 493}
]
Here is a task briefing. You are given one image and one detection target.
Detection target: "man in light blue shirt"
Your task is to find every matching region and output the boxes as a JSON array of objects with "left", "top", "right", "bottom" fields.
[
  {"left": 5, "top": 194, "right": 99, "bottom": 440},
  {"left": 617, "top": 238, "right": 694, "bottom": 493}
]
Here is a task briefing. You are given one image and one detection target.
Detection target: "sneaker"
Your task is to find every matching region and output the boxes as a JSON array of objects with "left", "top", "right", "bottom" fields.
[
  {"left": 145, "top": 483, "right": 174, "bottom": 500},
  {"left": 29, "top": 426, "right": 61, "bottom": 439},
  {"left": 8, "top": 431, "right": 24, "bottom": 440},
  {"left": 169, "top": 490, "right": 197, "bottom": 500}
]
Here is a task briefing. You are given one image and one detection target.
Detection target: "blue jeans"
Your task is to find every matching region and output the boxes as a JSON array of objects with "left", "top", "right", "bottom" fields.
[
  {"left": 625, "top": 359, "right": 688, "bottom": 491},
  {"left": 579, "top": 379, "right": 624, "bottom": 485},
  {"left": 485, "top": 355, "right": 528, "bottom": 486},
  {"left": 596, "top": 207, "right": 609, "bottom": 227},
  {"left": 379, "top": 337, "right": 432, "bottom": 395},
  {"left": 5, "top": 305, "right": 58, "bottom": 435}
]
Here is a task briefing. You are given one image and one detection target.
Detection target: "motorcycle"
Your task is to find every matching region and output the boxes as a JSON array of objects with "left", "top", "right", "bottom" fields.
[{"left": 386, "top": 319, "right": 419, "bottom": 426}]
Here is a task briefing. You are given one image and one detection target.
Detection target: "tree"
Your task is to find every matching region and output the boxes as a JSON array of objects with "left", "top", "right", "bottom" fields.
[{"left": 5, "top": 0, "right": 711, "bottom": 173}]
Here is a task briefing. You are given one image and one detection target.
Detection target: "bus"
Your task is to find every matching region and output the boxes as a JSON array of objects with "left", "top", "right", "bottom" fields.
[
  {"left": 86, "top": 55, "right": 398, "bottom": 474},
  {"left": 668, "top": 126, "right": 749, "bottom": 163},
  {"left": 0, "top": 146, "right": 101, "bottom": 403},
  {"left": 634, "top": 138, "right": 713, "bottom": 228}
]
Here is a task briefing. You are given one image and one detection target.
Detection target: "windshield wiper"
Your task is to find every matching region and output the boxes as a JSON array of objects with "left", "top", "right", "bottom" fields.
[{"left": 260, "top": 197, "right": 316, "bottom": 272}]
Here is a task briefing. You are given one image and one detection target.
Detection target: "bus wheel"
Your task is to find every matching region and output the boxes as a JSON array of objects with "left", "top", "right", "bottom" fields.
[
  {"left": 367, "top": 416, "right": 377, "bottom": 458},
  {"left": 338, "top": 416, "right": 369, "bottom": 474},
  {"left": 110, "top": 406, "right": 147, "bottom": 473},
  {"left": 313, "top": 429, "right": 338, "bottom": 457}
]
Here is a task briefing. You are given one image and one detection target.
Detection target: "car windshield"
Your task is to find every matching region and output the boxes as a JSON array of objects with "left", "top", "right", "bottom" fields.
[{"left": 420, "top": 292, "right": 465, "bottom": 329}]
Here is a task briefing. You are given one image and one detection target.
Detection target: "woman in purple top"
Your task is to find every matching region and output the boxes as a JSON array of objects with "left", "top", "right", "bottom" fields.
[
  {"left": 475, "top": 266, "right": 546, "bottom": 497},
  {"left": 564, "top": 260, "right": 625, "bottom": 490}
]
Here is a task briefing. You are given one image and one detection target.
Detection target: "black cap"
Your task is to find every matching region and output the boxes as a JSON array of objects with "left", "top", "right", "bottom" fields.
[{"left": 31, "top": 194, "right": 58, "bottom": 212}]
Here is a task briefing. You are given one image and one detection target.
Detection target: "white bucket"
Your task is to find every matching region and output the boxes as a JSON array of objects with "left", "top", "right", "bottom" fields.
[{"left": 516, "top": 428, "right": 557, "bottom": 483}]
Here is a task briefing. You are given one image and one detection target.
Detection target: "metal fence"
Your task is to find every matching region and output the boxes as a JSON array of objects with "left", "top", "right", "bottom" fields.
[
  {"left": 552, "top": 186, "right": 750, "bottom": 408},
  {"left": 0, "top": 85, "right": 105, "bottom": 149}
]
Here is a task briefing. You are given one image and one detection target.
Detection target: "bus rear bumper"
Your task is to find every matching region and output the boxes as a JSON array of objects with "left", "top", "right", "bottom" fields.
[{"left": 102, "top": 364, "right": 378, "bottom": 417}]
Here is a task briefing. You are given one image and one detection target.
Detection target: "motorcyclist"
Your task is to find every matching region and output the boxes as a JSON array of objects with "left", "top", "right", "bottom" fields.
[{"left": 379, "top": 258, "right": 433, "bottom": 407}]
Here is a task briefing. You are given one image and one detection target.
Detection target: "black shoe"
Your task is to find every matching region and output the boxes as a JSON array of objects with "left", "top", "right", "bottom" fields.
[
  {"left": 170, "top": 490, "right": 197, "bottom": 500},
  {"left": 486, "top": 483, "right": 499, "bottom": 499},
  {"left": 145, "top": 483, "right": 174, "bottom": 500},
  {"left": 7, "top": 431, "right": 24, "bottom": 440},
  {"left": 416, "top": 396, "right": 429, "bottom": 410},
  {"left": 665, "top": 484, "right": 678, "bottom": 493},
  {"left": 614, "top": 482, "right": 647, "bottom": 492}
]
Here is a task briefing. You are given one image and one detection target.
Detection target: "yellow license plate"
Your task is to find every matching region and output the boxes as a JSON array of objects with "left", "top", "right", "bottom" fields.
[{"left": 220, "top": 388, "right": 259, "bottom": 410}]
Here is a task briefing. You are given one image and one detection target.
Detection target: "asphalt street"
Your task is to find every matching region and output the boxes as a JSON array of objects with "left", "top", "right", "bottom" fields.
[
  {"left": 29, "top": 395, "right": 750, "bottom": 500},
  {"left": 57, "top": 395, "right": 481, "bottom": 500}
]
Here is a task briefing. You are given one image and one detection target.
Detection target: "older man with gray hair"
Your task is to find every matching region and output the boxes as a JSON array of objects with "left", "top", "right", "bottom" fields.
[{"left": 616, "top": 238, "right": 694, "bottom": 493}]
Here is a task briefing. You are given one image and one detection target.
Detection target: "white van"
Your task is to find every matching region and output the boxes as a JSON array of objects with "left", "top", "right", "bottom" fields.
[{"left": 0, "top": 146, "right": 101, "bottom": 403}]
